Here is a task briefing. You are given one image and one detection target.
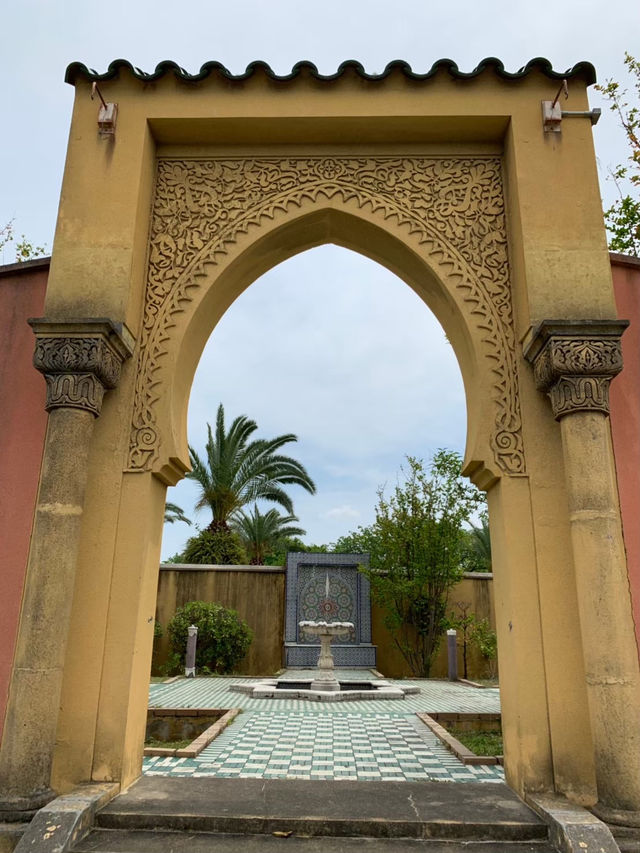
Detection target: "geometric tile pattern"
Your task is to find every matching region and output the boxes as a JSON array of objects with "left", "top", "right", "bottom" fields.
[
  {"left": 148, "top": 675, "right": 501, "bottom": 716},
  {"left": 284, "top": 553, "right": 372, "bottom": 644},
  {"left": 143, "top": 713, "right": 504, "bottom": 782},
  {"left": 145, "top": 675, "right": 503, "bottom": 783},
  {"left": 284, "top": 552, "right": 374, "bottom": 666}
]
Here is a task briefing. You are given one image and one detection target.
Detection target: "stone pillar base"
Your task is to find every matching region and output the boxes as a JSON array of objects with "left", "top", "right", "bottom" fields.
[
  {"left": 0, "top": 788, "right": 55, "bottom": 822},
  {"left": 592, "top": 804, "right": 640, "bottom": 828}
]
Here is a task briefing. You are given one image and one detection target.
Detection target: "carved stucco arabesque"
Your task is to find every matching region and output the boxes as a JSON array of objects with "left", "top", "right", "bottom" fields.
[
  {"left": 32, "top": 322, "right": 133, "bottom": 417},
  {"left": 527, "top": 324, "right": 627, "bottom": 419},
  {"left": 128, "top": 156, "right": 525, "bottom": 476}
]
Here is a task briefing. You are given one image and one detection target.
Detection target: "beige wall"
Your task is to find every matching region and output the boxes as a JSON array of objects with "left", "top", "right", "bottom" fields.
[
  {"left": 373, "top": 573, "right": 496, "bottom": 679},
  {"left": 154, "top": 564, "right": 285, "bottom": 675},
  {"left": 153, "top": 565, "right": 494, "bottom": 681}
]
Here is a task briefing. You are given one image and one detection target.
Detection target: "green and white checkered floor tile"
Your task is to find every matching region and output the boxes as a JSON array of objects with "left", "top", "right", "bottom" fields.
[
  {"left": 145, "top": 674, "right": 502, "bottom": 782},
  {"left": 149, "top": 674, "right": 501, "bottom": 715},
  {"left": 143, "top": 711, "right": 504, "bottom": 782}
]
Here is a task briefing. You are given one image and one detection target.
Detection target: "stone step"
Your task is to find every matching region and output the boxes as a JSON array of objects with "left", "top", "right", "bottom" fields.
[
  {"left": 610, "top": 826, "right": 640, "bottom": 853},
  {"left": 74, "top": 828, "right": 558, "bottom": 853},
  {"left": 93, "top": 777, "right": 548, "bottom": 842},
  {"left": 616, "top": 843, "right": 640, "bottom": 853}
]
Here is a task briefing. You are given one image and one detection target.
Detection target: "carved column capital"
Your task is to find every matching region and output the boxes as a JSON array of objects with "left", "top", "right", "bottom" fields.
[
  {"left": 523, "top": 320, "right": 629, "bottom": 419},
  {"left": 29, "top": 318, "right": 135, "bottom": 417}
]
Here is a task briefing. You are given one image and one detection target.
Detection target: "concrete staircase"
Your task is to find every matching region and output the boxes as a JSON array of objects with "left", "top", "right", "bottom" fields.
[{"left": 70, "top": 777, "right": 558, "bottom": 852}]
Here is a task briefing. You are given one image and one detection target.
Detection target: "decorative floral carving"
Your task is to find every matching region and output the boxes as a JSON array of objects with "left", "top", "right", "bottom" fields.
[
  {"left": 526, "top": 323, "right": 627, "bottom": 419},
  {"left": 33, "top": 329, "right": 131, "bottom": 417},
  {"left": 129, "top": 156, "right": 524, "bottom": 475}
]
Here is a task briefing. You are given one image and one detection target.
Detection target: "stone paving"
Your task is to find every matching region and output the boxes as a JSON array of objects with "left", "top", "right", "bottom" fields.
[{"left": 145, "top": 671, "right": 503, "bottom": 783}]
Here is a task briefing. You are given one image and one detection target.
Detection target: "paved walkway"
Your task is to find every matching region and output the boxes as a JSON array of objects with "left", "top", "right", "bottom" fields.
[{"left": 145, "top": 671, "right": 503, "bottom": 783}]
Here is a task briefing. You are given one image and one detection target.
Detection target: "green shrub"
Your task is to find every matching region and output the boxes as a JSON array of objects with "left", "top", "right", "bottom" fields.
[
  {"left": 167, "top": 601, "right": 253, "bottom": 674},
  {"left": 182, "top": 528, "right": 247, "bottom": 565},
  {"left": 471, "top": 618, "right": 498, "bottom": 679}
]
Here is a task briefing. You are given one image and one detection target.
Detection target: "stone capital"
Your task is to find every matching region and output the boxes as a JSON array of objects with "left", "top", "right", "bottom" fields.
[
  {"left": 29, "top": 318, "right": 135, "bottom": 417},
  {"left": 523, "top": 320, "right": 629, "bottom": 420}
]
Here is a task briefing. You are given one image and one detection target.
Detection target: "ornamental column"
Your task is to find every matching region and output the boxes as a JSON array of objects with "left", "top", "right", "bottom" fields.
[
  {"left": 0, "top": 319, "right": 133, "bottom": 820},
  {"left": 524, "top": 319, "right": 640, "bottom": 823}
]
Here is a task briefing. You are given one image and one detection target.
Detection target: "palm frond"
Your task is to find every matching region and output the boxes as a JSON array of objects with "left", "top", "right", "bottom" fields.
[
  {"left": 187, "top": 403, "right": 315, "bottom": 527},
  {"left": 231, "top": 504, "right": 306, "bottom": 563},
  {"left": 164, "top": 501, "right": 192, "bottom": 525}
]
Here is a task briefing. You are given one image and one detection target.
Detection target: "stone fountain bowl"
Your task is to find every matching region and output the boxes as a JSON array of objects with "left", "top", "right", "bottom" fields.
[
  {"left": 298, "top": 620, "right": 354, "bottom": 638},
  {"left": 230, "top": 618, "right": 420, "bottom": 701}
]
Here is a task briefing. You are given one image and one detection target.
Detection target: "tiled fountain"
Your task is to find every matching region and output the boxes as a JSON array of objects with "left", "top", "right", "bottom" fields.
[
  {"left": 231, "top": 553, "right": 418, "bottom": 702},
  {"left": 284, "top": 552, "right": 377, "bottom": 667}
]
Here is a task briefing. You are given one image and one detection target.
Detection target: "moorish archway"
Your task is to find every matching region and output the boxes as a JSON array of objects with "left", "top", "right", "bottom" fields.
[{"left": 1, "top": 58, "right": 639, "bottom": 827}]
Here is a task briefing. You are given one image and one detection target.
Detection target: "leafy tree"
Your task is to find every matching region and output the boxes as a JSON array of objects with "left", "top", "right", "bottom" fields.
[
  {"left": 232, "top": 505, "right": 306, "bottom": 564},
  {"left": 167, "top": 601, "right": 253, "bottom": 674},
  {"left": 181, "top": 527, "right": 247, "bottom": 565},
  {"left": 1, "top": 219, "right": 47, "bottom": 262},
  {"left": 470, "top": 618, "right": 498, "bottom": 680},
  {"left": 164, "top": 501, "right": 191, "bottom": 526},
  {"left": 331, "top": 527, "right": 377, "bottom": 554},
  {"left": 360, "top": 451, "right": 484, "bottom": 678},
  {"left": 0, "top": 221, "right": 13, "bottom": 255},
  {"left": 447, "top": 601, "right": 476, "bottom": 679},
  {"left": 188, "top": 403, "right": 316, "bottom": 530},
  {"left": 595, "top": 53, "right": 640, "bottom": 255},
  {"left": 164, "top": 552, "right": 187, "bottom": 564}
]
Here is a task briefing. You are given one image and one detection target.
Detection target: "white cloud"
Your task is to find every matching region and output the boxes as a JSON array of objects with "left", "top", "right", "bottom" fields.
[{"left": 324, "top": 505, "right": 361, "bottom": 520}]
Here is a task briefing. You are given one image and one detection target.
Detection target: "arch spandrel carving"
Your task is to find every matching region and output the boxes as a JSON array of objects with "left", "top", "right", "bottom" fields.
[{"left": 128, "top": 155, "right": 525, "bottom": 478}]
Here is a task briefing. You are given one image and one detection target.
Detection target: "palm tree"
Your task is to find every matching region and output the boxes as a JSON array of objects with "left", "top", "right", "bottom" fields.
[
  {"left": 164, "top": 501, "right": 191, "bottom": 526},
  {"left": 469, "top": 517, "right": 492, "bottom": 571},
  {"left": 233, "top": 505, "right": 306, "bottom": 564},
  {"left": 187, "top": 403, "right": 316, "bottom": 529}
]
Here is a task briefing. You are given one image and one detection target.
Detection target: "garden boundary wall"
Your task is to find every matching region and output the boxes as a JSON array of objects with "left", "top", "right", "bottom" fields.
[
  {"left": 154, "top": 564, "right": 286, "bottom": 675},
  {"left": 153, "top": 564, "right": 495, "bottom": 680}
]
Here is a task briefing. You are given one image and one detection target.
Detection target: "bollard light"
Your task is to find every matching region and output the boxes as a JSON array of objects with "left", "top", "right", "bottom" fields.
[
  {"left": 185, "top": 624, "right": 198, "bottom": 678},
  {"left": 447, "top": 628, "right": 458, "bottom": 682}
]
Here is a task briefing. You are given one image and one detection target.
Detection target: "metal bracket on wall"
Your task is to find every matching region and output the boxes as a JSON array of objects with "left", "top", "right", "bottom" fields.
[
  {"left": 542, "top": 101, "right": 602, "bottom": 132},
  {"left": 542, "top": 79, "right": 601, "bottom": 133},
  {"left": 91, "top": 82, "right": 118, "bottom": 138}
]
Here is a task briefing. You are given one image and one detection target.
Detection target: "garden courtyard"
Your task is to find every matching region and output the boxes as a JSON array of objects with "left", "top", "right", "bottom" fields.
[{"left": 145, "top": 670, "right": 503, "bottom": 784}]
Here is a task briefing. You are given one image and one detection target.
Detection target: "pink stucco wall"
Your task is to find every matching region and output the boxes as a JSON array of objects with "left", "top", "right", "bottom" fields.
[
  {"left": 610, "top": 253, "right": 640, "bottom": 651},
  {"left": 0, "top": 259, "right": 49, "bottom": 741}
]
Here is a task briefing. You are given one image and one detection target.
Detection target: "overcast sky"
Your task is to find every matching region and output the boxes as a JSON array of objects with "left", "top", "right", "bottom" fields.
[{"left": 1, "top": 1, "right": 635, "bottom": 557}]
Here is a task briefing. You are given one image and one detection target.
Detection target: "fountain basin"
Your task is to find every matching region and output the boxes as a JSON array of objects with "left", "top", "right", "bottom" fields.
[
  {"left": 230, "top": 618, "right": 419, "bottom": 701},
  {"left": 230, "top": 677, "right": 420, "bottom": 702}
]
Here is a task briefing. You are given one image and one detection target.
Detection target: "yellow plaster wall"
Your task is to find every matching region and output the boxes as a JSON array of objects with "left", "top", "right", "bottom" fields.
[{"left": 36, "top": 65, "right": 621, "bottom": 804}]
